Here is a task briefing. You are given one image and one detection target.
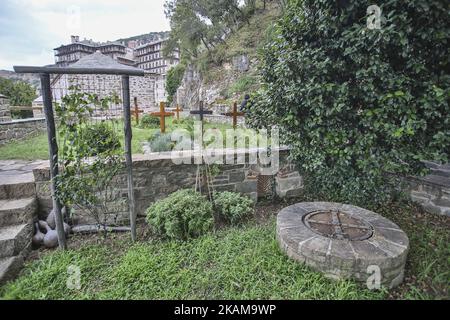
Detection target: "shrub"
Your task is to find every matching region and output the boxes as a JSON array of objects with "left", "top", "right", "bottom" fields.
[
  {"left": 246, "top": 0, "right": 450, "bottom": 207},
  {"left": 82, "top": 122, "right": 121, "bottom": 156},
  {"left": 172, "top": 117, "right": 195, "bottom": 136},
  {"left": 213, "top": 192, "right": 254, "bottom": 225},
  {"left": 165, "top": 63, "right": 186, "bottom": 105},
  {"left": 228, "top": 75, "right": 257, "bottom": 96},
  {"left": 146, "top": 189, "right": 214, "bottom": 240},
  {"left": 139, "top": 114, "right": 160, "bottom": 129},
  {"left": 148, "top": 132, "right": 174, "bottom": 152}
]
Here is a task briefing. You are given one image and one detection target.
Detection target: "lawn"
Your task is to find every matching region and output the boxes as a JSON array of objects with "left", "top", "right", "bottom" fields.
[
  {"left": 1, "top": 199, "right": 448, "bottom": 300},
  {"left": 0, "top": 123, "right": 152, "bottom": 161},
  {"left": 0, "top": 118, "right": 261, "bottom": 161}
]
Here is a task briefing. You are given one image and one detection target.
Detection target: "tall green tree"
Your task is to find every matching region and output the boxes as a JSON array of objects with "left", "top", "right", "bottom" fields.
[
  {"left": 0, "top": 78, "right": 36, "bottom": 106},
  {"left": 246, "top": 0, "right": 450, "bottom": 207},
  {"left": 166, "top": 63, "right": 186, "bottom": 105}
]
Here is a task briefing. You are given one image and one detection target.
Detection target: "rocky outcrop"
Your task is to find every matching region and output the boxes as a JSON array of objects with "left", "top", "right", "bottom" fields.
[{"left": 176, "top": 54, "right": 256, "bottom": 110}]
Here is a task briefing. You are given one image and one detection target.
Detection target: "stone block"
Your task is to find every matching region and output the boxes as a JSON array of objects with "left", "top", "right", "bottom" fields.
[
  {"left": 275, "top": 172, "right": 303, "bottom": 198},
  {"left": 236, "top": 180, "right": 257, "bottom": 194},
  {"left": 229, "top": 171, "right": 245, "bottom": 183}
]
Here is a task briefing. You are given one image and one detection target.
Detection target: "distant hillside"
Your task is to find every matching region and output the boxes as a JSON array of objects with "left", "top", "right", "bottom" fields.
[
  {"left": 117, "top": 31, "right": 170, "bottom": 47},
  {"left": 0, "top": 70, "right": 40, "bottom": 88}
]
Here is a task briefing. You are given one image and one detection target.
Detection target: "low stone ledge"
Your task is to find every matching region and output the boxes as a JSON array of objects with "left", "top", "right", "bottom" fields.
[{"left": 0, "top": 118, "right": 46, "bottom": 146}]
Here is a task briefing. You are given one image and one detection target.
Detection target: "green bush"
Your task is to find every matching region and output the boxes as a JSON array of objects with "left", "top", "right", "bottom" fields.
[
  {"left": 139, "top": 114, "right": 160, "bottom": 129},
  {"left": 173, "top": 116, "right": 195, "bottom": 136},
  {"left": 213, "top": 192, "right": 254, "bottom": 225},
  {"left": 247, "top": 0, "right": 450, "bottom": 207},
  {"left": 228, "top": 75, "right": 257, "bottom": 96},
  {"left": 165, "top": 64, "right": 186, "bottom": 105},
  {"left": 146, "top": 189, "right": 214, "bottom": 240},
  {"left": 0, "top": 78, "right": 37, "bottom": 106},
  {"left": 148, "top": 132, "right": 174, "bottom": 152},
  {"left": 82, "top": 122, "right": 121, "bottom": 156}
]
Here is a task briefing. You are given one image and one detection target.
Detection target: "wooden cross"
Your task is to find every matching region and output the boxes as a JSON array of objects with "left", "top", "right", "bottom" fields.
[
  {"left": 190, "top": 101, "right": 212, "bottom": 122},
  {"left": 223, "top": 102, "right": 245, "bottom": 128},
  {"left": 151, "top": 102, "right": 174, "bottom": 133},
  {"left": 174, "top": 104, "right": 183, "bottom": 120},
  {"left": 131, "top": 97, "right": 144, "bottom": 125}
]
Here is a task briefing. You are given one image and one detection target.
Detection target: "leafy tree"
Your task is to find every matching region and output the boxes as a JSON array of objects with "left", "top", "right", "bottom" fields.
[
  {"left": 165, "top": 63, "right": 186, "bottom": 105},
  {"left": 0, "top": 78, "right": 36, "bottom": 106},
  {"left": 246, "top": 0, "right": 450, "bottom": 207},
  {"left": 163, "top": 0, "right": 270, "bottom": 61}
]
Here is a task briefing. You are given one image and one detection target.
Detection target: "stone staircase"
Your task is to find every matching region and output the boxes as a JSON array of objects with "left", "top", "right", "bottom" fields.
[{"left": 0, "top": 172, "right": 37, "bottom": 285}]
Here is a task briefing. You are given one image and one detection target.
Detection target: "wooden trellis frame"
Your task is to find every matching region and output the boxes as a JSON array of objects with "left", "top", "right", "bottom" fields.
[{"left": 14, "top": 55, "right": 145, "bottom": 248}]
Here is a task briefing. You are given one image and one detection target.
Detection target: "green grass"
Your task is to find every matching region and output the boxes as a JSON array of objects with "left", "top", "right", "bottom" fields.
[
  {"left": 0, "top": 119, "right": 265, "bottom": 160},
  {"left": 0, "top": 219, "right": 385, "bottom": 300},
  {"left": 0, "top": 123, "right": 153, "bottom": 161},
  {"left": 0, "top": 200, "right": 448, "bottom": 300},
  {"left": 0, "top": 134, "right": 49, "bottom": 160}
]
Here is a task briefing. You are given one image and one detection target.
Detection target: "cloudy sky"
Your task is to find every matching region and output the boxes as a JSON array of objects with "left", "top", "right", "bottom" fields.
[{"left": 0, "top": 0, "right": 170, "bottom": 70}]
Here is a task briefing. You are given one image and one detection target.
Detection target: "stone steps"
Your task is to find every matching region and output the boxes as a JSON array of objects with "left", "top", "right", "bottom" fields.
[
  {"left": 0, "top": 223, "right": 32, "bottom": 259},
  {"left": 0, "top": 173, "right": 35, "bottom": 200},
  {"left": 0, "top": 161, "right": 39, "bottom": 285},
  {"left": 423, "top": 161, "right": 450, "bottom": 179},
  {"left": 0, "top": 256, "right": 25, "bottom": 286},
  {"left": 0, "top": 198, "right": 37, "bottom": 227}
]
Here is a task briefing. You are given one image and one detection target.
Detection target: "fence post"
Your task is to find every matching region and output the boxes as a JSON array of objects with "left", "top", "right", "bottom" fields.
[
  {"left": 40, "top": 73, "right": 67, "bottom": 250},
  {"left": 122, "top": 75, "right": 137, "bottom": 241}
]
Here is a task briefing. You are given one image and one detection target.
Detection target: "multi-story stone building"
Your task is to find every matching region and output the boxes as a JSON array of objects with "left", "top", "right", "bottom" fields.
[
  {"left": 54, "top": 36, "right": 128, "bottom": 67},
  {"left": 135, "top": 39, "right": 180, "bottom": 75},
  {"left": 53, "top": 36, "right": 180, "bottom": 103},
  {"left": 134, "top": 39, "right": 180, "bottom": 103}
]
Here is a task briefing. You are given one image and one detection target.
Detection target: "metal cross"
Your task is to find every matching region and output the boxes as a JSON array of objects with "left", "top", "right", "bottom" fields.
[
  {"left": 151, "top": 102, "right": 174, "bottom": 133},
  {"left": 222, "top": 102, "right": 245, "bottom": 128},
  {"left": 131, "top": 97, "right": 144, "bottom": 125},
  {"left": 190, "top": 101, "right": 212, "bottom": 122}
]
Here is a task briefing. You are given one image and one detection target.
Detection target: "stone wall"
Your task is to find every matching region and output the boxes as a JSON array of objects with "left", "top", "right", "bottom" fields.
[
  {"left": 33, "top": 148, "right": 304, "bottom": 224},
  {"left": 409, "top": 162, "right": 450, "bottom": 217},
  {"left": 46, "top": 73, "right": 157, "bottom": 111},
  {"left": 0, "top": 118, "right": 46, "bottom": 146},
  {"left": 0, "top": 94, "right": 12, "bottom": 123},
  {"left": 154, "top": 75, "right": 167, "bottom": 105}
]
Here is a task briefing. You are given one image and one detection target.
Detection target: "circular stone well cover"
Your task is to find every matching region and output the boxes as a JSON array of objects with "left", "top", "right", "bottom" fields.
[{"left": 277, "top": 202, "right": 409, "bottom": 288}]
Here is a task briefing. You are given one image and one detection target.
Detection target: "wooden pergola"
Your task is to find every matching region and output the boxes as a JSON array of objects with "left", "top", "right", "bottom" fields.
[{"left": 14, "top": 52, "right": 145, "bottom": 249}]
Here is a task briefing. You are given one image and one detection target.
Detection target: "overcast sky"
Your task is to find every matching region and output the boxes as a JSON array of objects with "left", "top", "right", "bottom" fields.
[{"left": 0, "top": 0, "right": 170, "bottom": 70}]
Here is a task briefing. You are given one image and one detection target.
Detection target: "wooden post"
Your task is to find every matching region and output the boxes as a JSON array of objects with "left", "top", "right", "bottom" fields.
[
  {"left": 40, "top": 73, "right": 67, "bottom": 250},
  {"left": 122, "top": 76, "right": 136, "bottom": 242}
]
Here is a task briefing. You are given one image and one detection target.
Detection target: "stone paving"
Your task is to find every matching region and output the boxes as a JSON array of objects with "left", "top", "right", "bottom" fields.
[{"left": 0, "top": 160, "right": 47, "bottom": 186}]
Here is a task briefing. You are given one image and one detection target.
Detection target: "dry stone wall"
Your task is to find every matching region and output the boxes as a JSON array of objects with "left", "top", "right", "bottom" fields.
[
  {"left": 33, "top": 149, "right": 303, "bottom": 225},
  {"left": 0, "top": 118, "right": 46, "bottom": 146},
  {"left": 409, "top": 162, "right": 450, "bottom": 217}
]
